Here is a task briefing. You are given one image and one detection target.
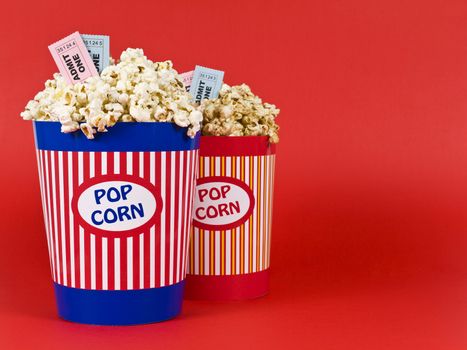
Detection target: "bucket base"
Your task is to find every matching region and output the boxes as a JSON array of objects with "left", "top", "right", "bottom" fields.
[
  {"left": 184, "top": 269, "right": 269, "bottom": 301},
  {"left": 53, "top": 280, "right": 185, "bottom": 325}
]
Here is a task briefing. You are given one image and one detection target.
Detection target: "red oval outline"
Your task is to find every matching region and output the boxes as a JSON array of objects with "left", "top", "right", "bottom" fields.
[
  {"left": 71, "top": 174, "right": 163, "bottom": 238},
  {"left": 192, "top": 176, "right": 255, "bottom": 231}
]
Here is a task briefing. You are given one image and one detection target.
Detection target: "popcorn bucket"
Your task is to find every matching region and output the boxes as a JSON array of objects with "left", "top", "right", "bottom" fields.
[
  {"left": 33, "top": 121, "right": 199, "bottom": 325},
  {"left": 185, "top": 136, "right": 276, "bottom": 300}
]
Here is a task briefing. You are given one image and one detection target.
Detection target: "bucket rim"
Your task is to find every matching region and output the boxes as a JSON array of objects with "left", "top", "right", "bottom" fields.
[
  {"left": 199, "top": 135, "right": 276, "bottom": 157},
  {"left": 33, "top": 121, "right": 200, "bottom": 152}
]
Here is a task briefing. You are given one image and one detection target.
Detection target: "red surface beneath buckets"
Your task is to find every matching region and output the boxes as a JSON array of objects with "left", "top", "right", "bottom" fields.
[{"left": 3, "top": 0, "right": 467, "bottom": 348}]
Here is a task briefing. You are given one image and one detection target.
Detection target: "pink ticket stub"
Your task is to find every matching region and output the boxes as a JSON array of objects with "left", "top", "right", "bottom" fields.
[
  {"left": 180, "top": 70, "right": 194, "bottom": 91},
  {"left": 48, "top": 31, "right": 99, "bottom": 84}
]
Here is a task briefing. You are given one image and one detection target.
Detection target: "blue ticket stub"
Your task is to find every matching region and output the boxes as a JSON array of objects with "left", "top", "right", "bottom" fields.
[
  {"left": 81, "top": 34, "right": 110, "bottom": 73},
  {"left": 190, "top": 65, "right": 224, "bottom": 103}
]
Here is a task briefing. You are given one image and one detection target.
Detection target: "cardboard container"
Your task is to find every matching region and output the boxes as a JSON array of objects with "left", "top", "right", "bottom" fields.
[
  {"left": 33, "top": 121, "right": 199, "bottom": 325},
  {"left": 185, "top": 136, "right": 276, "bottom": 300}
]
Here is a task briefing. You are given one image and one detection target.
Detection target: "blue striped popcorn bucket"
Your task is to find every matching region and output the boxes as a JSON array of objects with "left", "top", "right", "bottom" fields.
[{"left": 33, "top": 121, "right": 199, "bottom": 325}]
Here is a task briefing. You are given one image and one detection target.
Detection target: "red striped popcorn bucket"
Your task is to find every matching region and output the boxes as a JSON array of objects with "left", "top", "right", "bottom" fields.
[
  {"left": 33, "top": 121, "right": 199, "bottom": 325},
  {"left": 185, "top": 136, "right": 276, "bottom": 300}
]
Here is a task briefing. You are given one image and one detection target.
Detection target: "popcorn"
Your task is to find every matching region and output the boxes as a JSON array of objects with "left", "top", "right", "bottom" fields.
[
  {"left": 199, "top": 84, "right": 280, "bottom": 143},
  {"left": 80, "top": 122, "right": 96, "bottom": 139},
  {"left": 21, "top": 48, "right": 201, "bottom": 139}
]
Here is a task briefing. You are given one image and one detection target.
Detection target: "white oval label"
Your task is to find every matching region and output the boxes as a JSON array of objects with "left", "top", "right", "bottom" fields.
[
  {"left": 192, "top": 176, "right": 255, "bottom": 230},
  {"left": 72, "top": 175, "right": 162, "bottom": 237}
]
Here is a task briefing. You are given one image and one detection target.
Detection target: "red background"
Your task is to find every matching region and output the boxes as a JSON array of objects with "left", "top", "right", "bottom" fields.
[{"left": 2, "top": 0, "right": 467, "bottom": 348}]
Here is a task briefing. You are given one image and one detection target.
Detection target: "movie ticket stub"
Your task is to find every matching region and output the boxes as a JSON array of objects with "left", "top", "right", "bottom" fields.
[
  {"left": 190, "top": 65, "right": 224, "bottom": 103},
  {"left": 48, "top": 31, "right": 99, "bottom": 84},
  {"left": 81, "top": 34, "right": 110, "bottom": 73},
  {"left": 179, "top": 70, "right": 194, "bottom": 91}
]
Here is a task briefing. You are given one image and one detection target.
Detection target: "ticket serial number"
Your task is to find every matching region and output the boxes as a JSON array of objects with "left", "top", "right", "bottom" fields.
[
  {"left": 83, "top": 39, "right": 104, "bottom": 46},
  {"left": 56, "top": 41, "right": 77, "bottom": 54}
]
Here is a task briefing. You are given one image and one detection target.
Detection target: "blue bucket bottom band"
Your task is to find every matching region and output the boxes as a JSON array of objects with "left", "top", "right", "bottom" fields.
[{"left": 53, "top": 280, "right": 185, "bottom": 325}]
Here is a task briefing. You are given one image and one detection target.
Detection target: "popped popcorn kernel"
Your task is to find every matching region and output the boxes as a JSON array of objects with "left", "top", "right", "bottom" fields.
[
  {"left": 21, "top": 48, "right": 201, "bottom": 139},
  {"left": 199, "top": 84, "right": 280, "bottom": 143}
]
